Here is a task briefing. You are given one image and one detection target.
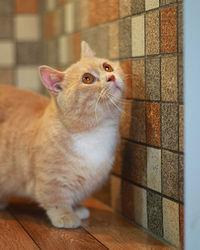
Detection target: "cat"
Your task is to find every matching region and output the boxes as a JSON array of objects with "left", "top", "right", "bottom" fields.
[{"left": 0, "top": 41, "right": 124, "bottom": 228}]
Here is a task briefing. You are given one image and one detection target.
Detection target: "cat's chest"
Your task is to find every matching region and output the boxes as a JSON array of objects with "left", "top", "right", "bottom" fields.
[{"left": 72, "top": 123, "right": 118, "bottom": 167}]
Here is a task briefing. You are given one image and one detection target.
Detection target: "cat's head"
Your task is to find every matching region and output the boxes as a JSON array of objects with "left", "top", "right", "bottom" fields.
[{"left": 39, "top": 41, "right": 124, "bottom": 131}]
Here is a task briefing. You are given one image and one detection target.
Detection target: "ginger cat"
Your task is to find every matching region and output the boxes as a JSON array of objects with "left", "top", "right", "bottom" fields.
[{"left": 0, "top": 42, "right": 124, "bottom": 228}]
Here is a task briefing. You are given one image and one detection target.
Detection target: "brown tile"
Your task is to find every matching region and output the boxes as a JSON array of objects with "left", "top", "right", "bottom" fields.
[
  {"left": 161, "top": 56, "right": 178, "bottom": 102},
  {"left": 45, "top": 40, "right": 57, "bottom": 66},
  {"left": 89, "top": 0, "right": 108, "bottom": 26},
  {"left": 0, "top": 16, "right": 13, "bottom": 39},
  {"left": 0, "top": 69, "right": 13, "bottom": 85},
  {"left": 119, "top": 0, "right": 131, "bottom": 17},
  {"left": 119, "top": 17, "right": 131, "bottom": 58},
  {"left": 58, "top": 0, "right": 67, "bottom": 5},
  {"left": 43, "top": 12, "right": 54, "bottom": 39},
  {"left": 146, "top": 102, "right": 161, "bottom": 147},
  {"left": 162, "top": 150, "right": 179, "bottom": 200},
  {"left": 146, "top": 57, "right": 160, "bottom": 101},
  {"left": 54, "top": 8, "right": 63, "bottom": 37},
  {"left": 15, "top": 0, "right": 39, "bottom": 13},
  {"left": 94, "top": 178, "right": 111, "bottom": 206},
  {"left": 109, "top": 21, "right": 119, "bottom": 59},
  {"left": 161, "top": 6, "right": 177, "bottom": 54},
  {"left": 131, "top": 0, "right": 145, "bottom": 14},
  {"left": 0, "top": 0, "right": 13, "bottom": 14},
  {"left": 110, "top": 175, "right": 122, "bottom": 212},
  {"left": 120, "top": 101, "right": 133, "bottom": 139},
  {"left": 147, "top": 191, "right": 163, "bottom": 237},
  {"left": 161, "top": 103, "right": 178, "bottom": 151},
  {"left": 95, "top": 24, "right": 109, "bottom": 58},
  {"left": 179, "top": 154, "right": 184, "bottom": 202},
  {"left": 131, "top": 101, "right": 146, "bottom": 143},
  {"left": 179, "top": 54, "right": 183, "bottom": 103},
  {"left": 73, "top": 32, "right": 81, "bottom": 61},
  {"left": 160, "top": 0, "right": 177, "bottom": 5},
  {"left": 178, "top": 4, "right": 183, "bottom": 53},
  {"left": 74, "top": 0, "right": 81, "bottom": 32},
  {"left": 120, "top": 60, "right": 132, "bottom": 99},
  {"left": 132, "top": 59, "right": 145, "bottom": 99},
  {"left": 80, "top": 0, "right": 89, "bottom": 29},
  {"left": 108, "top": 0, "right": 119, "bottom": 21},
  {"left": 146, "top": 10, "right": 159, "bottom": 55},
  {"left": 112, "top": 139, "right": 125, "bottom": 176},
  {"left": 180, "top": 205, "right": 184, "bottom": 249},
  {"left": 163, "top": 198, "right": 180, "bottom": 248},
  {"left": 179, "top": 105, "right": 184, "bottom": 152}
]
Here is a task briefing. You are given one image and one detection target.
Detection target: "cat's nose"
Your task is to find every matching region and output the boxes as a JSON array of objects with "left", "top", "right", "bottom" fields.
[{"left": 107, "top": 75, "right": 115, "bottom": 82}]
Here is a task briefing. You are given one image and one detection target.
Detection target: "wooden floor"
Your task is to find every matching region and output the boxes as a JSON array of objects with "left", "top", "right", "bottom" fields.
[{"left": 0, "top": 197, "right": 172, "bottom": 250}]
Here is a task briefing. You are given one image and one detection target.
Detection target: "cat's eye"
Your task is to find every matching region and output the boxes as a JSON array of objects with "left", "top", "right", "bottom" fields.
[
  {"left": 103, "top": 63, "right": 113, "bottom": 72},
  {"left": 82, "top": 73, "right": 95, "bottom": 84}
]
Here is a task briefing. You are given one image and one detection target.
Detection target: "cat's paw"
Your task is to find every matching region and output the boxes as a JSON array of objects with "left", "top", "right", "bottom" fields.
[
  {"left": 0, "top": 200, "right": 8, "bottom": 210},
  {"left": 47, "top": 209, "right": 81, "bottom": 229},
  {"left": 74, "top": 206, "right": 90, "bottom": 220}
]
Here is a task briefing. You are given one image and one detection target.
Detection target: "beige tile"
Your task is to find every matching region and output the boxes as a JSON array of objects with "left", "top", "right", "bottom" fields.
[
  {"left": 46, "top": 0, "right": 56, "bottom": 11},
  {"left": 15, "top": 15, "right": 40, "bottom": 41},
  {"left": 132, "top": 59, "right": 145, "bottom": 99},
  {"left": 132, "top": 15, "right": 144, "bottom": 57},
  {"left": 111, "top": 175, "right": 122, "bottom": 212},
  {"left": 16, "top": 66, "right": 41, "bottom": 92},
  {"left": 145, "top": 0, "right": 159, "bottom": 10},
  {"left": 0, "top": 69, "right": 13, "bottom": 85},
  {"left": 64, "top": 2, "right": 74, "bottom": 33},
  {"left": 109, "top": 21, "right": 119, "bottom": 59},
  {"left": 147, "top": 147, "right": 161, "bottom": 192},
  {"left": 163, "top": 198, "right": 180, "bottom": 248},
  {"left": 80, "top": 0, "right": 89, "bottom": 29},
  {"left": 119, "top": 0, "right": 131, "bottom": 17},
  {"left": 58, "top": 35, "right": 69, "bottom": 66},
  {"left": 0, "top": 41, "right": 15, "bottom": 67},
  {"left": 179, "top": 105, "right": 184, "bottom": 152},
  {"left": 120, "top": 101, "right": 132, "bottom": 139}
]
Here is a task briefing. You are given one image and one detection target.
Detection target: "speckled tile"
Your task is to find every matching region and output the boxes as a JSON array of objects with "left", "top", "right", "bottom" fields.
[
  {"left": 95, "top": 24, "right": 109, "bottom": 58},
  {"left": 146, "top": 57, "right": 160, "bottom": 101},
  {"left": 162, "top": 150, "right": 179, "bottom": 200},
  {"left": 161, "top": 6, "right": 177, "bottom": 53},
  {"left": 147, "top": 191, "right": 163, "bottom": 237},
  {"left": 89, "top": 0, "right": 108, "bottom": 26},
  {"left": 163, "top": 198, "right": 180, "bottom": 248},
  {"left": 178, "top": 3, "right": 183, "bottom": 53},
  {"left": 119, "top": 0, "right": 131, "bottom": 17},
  {"left": 109, "top": 21, "right": 119, "bottom": 59},
  {"left": 94, "top": 178, "right": 111, "bottom": 206},
  {"left": 46, "top": 40, "right": 57, "bottom": 66},
  {"left": 120, "top": 60, "right": 132, "bottom": 98},
  {"left": 119, "top": 17, "right": 131, "bottom": 58},
  {"left": 161, "top": 56, "right": 178, "bottom": 102},
  {"left": 146, "top": 102, "right": 161, "bottom": 147},
  {"left": 0, "top": 0, "right": 13, "bottom": 14},
  {"left": 73, "top": 32, "right": 81, "bottom": 61},
  {"left": 111, "top": 175, "right": 122, "bottom": 212},
  {"left": 80, "top": 0, "right": 89, "bottom": 29},
  {"left": 160, "top": 0, "right": 177, "bottom": 5},
  {"left": 132, "top": 59, "right": 145, "bottom": 99},
  {"left": 112, "top": 139, "right": 125, "bottom": 176},
  {"left": 179, "top": 54, "right": 183, "bottom": 103},
  {"left": 147, "top": 147, "right": 161, "bottom": 192},
  {"left": 145, "top": 0, "right": 159, "bottom": 10},
  {"left": 54, "top": 8, "right": 63, "bottom": 36},
  {"left": 146, "top": 10, "right": 159, "bottom": 55},
  {"left": 120, "top": 101, "right": 133, "bottom": 139},
  {"left": 131, "top": 101, "right": 146, "bottom": 143},
  {"left": 131, "top": 0, "right": 145, "bottom": 14},
  {"left": 161, "top": 103, "right": 178, "bottom": 151},
  {"left": 179, "top": 154, "right": 184, "bottom": 202},
  {"left": 179, "top": 105, "right": 184, "bottom": 152},
  {"left": 132, "top": 15, "right": 145, "bottom": 57},
  {"left": 16, "top": 42, "right": 43, "bottom": 65},
  {"left": 180, "top": 205, "right": 184, "bottom": 249},
  {"left": 107, "top": 0, "right": 119, "bottom": 21},
  {"left": 15, "top": 0, "right": 39, "bottom": 13},
  {"left": 0, "top": 16, "right": 12, "bottom": 39},
  {"left": 0, "top": 69, "right": 13, "bottom": 85},
  {"left": 43, "top": 12, "right": 54, "bottom": 39}
]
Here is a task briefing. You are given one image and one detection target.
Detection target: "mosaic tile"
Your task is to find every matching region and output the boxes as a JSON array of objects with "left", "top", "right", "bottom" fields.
[
  {"left": 16, "top": 66, "right": 41, "bottom": 93},
  {"left": 131, "top": 101, "right": 146, "bottom": 143},
  {"left": 120, "top": 101, "right": 133, "bottom": 139},
  {"left": 132, "top": 59, "right": 145, "bottom": 99},
  {"left": 179, "top": 105, "right": 184, "bottom": 152},
  {"left": 73, "top": 32, "right": 81, "bottom": 61},
  {"left": 0, "top": 16, "right": 13, "bottom": 39},
  {"left": 80, "top": 0, "right": 89, "bottom": 29},
  {"left": 161, "top": 103, "right": 178, "bottom": 151},
  {"left": 147, "top": 147, "right": 161, "bottom": 192},
  {"left": 15, "top": 0, "right": 39, "bottom": 13},
  {"left": 132, "top": 15, "right": 145, "bottom": 57},
  {"left": 0, "top": 69, "right": 13, "bottom": 85},
  {"left": 89, "top": 0, "right": 108, "bottom": 26},
  {"left": 16, "top": 42, "right": 43, "bottom": 65},
  {"left": 64, "top": 2, "right": 74, "bottom": 33},
  {"left": 147, "top": 191, "right": 163, "bottom": 237},
  {"left": 146, "top": 10, "right": 159, "bottom": 55},
  {"left": 146, "top": 102, "right": 161, "bottom": 147},
  {"left": 58, "top": 35, "right": 69, "bottom": 66},
  {"left": 163, "top": 198, "right": 180, "bottom": 248},
  {"left": 179, "top": 154, "right": 184, "bottom": 202},
  {"left": 0, "top": 0, "right": 13, "bottom": 14},
  {"left": 161, "top": 56, "right": 178, "bottom": 102},
  {"left": 111, "top": 175, "right": 122, "bottom": 212},
  {"left": 108, "top": 0, "right": 119, "bottom": 21},
  {"left": 15, "top": 15, "right": 40, "bottom": 41},
  {"left": 95, "top": 24, "right": 109, "bottom": 58},
  {"left": 131, "top": 0, "right": 145, "bottom": 14},
  {"left": 119, "top": 0, "right": 131, "bottom": 17},
  {"left": 120, "top": 60, "right": 132, "bottom": 98},
  {"left": 179, "top": 54, "right": 183, "bottom": 103},
  {"left": 74, "top": 0, "right": 80, "bottom": 32},
  {"left": 0, "top": 41, "right": 15, "bottom": 67},
  {"left": 58, "top": 0, "right": 67, "bottom": 5},
  {"left": 161, "top": 6, "right": 177, "bottom": 53},
  {"left": 160, "top": 0, "right": 177, "bottom": 5},
  {"left": 178, "top": 3, "right": 183, "bottom": 53},
  {"left": 45, "top": 0, "right": 56, "bottom": 11},
  {"left": 162, "top": 150, "right": 179, "bottom": 200},
  {"left": 146, "top": 57, "right": 160, "bottom": 101},
  {"left": 145, "top": 0, "right": 159, "bottom": 10},
  {"left": 112, "top": 139, "right": 125, "bottom": 176},
  {"left": 46, "top": 39, "right": 57, "bottom": 66},
  {"left": 43, "top": 12, "right": 54, "bottom": 39},
  {"left": 119, "top": 17, "right": 131, "bottom": 58},
  {"left": 180, "top": 205, "right": 184, "bottom": 249},
  {"left": 109, "top": 21, "right": 119, "bottom": 60},
  {"left": 94, "top": 178, "right": 111, "bottom": 206},
  {"left": 54, "top": 8, "right": 63, "bottom": 36}
]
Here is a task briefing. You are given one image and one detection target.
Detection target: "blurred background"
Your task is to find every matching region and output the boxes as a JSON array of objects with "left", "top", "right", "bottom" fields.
[{"left": 0, "top": 0, "right": 183, "bottom": 248}]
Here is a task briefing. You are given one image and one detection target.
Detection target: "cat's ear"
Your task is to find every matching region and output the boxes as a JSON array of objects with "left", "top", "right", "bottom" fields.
[
  {"left": 39, "top": 66, "right": 64, "bottom": 95},
  {"left": 81, "top": 41, "right": 95, "bottom": 58}
]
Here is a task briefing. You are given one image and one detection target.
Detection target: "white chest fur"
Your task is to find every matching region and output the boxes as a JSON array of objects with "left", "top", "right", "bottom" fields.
[{"left": 72, "top": 121, "right": 118, "bottom": 167}]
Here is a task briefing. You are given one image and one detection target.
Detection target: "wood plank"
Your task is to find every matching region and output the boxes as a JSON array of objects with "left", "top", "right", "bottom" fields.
[
  {"left": 82, "top": 198, "right": 173, "bottom": 250},
  {"left": 8, "top": 199, "right": 107, "bottom": 250},
  {"left": 0, "top": 210, "right": 39, "bottom": 250}
]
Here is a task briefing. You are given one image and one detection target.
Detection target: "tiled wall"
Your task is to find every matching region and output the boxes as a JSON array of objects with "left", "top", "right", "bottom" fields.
[{"left": 0, "top": 0, "right": 184, "bottom": 248}]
